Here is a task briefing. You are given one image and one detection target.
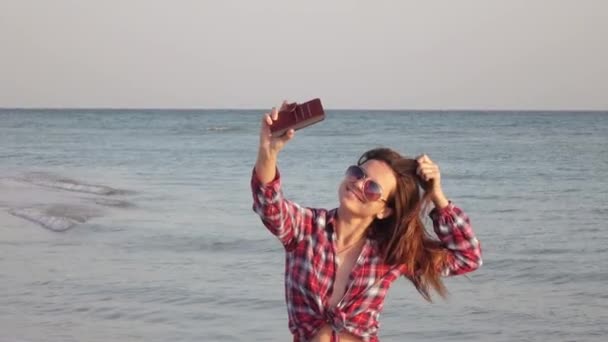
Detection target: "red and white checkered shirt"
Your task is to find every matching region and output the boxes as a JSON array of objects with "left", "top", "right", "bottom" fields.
[{"left": 251, "top": 168, "right": 482, "bottom": 341}]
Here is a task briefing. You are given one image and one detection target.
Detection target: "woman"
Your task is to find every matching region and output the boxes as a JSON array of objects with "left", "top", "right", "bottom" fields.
[{"left": 251, "top": 103, "right": 482, "bottom": 342}]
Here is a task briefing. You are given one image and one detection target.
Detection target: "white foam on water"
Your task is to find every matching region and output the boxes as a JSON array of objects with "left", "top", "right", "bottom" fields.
[
  {"left": 18, "top": 171, "right": 131, "bottom": 195},
  {"left": 10, "top": 207, "right": 81, "bottom": 232},
  {"left": 0, "top": 172, "right": 133, "bottom": 232}
]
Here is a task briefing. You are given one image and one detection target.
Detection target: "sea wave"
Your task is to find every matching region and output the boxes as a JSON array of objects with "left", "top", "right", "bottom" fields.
[
  {"left": 17, "top": 172, "right": 133, "bottom": 196},
  {"left": 9, "top": 204, "right": 101, "bottom": 232}
]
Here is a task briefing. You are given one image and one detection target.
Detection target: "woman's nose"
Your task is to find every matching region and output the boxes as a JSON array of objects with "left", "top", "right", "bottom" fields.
[{"left": 353, "top": 178, "right": 366, "bottom": 190}]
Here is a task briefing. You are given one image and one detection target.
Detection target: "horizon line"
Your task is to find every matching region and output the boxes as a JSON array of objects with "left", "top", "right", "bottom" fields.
[{"left": 0, "top": 106, "right": 606, "bottom": 113}]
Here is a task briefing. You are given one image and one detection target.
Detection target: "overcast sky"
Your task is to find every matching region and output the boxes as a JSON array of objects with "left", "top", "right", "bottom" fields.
[{"left": 1, "top": 0, "right": 606, "bottom": 110}]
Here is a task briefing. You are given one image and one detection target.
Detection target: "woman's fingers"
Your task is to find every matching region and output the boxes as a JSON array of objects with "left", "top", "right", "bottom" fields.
[
  {"left": 416, "top": 157, "right": 440, "bottom": 181},
  {"left": 279, "top": 100, "right": 288, "bottom": 111},
  {"left": 271, "top": 106, "right": 279, "bottom": 121},
  {"left": 416, "top": 154, "right": 432, "bottom": 164},
  {"left": 418, "top": 168, "right": 437, "bottom": 179},
  {"left": 279, "top": 129, "right": 295, "bottom": 143},
  {"left": 421, "top": 170, "right": 439, "bottom": 181},
  {"left": 268, "top": 100, "right": 288, "bottom": 124},
  {"left": 264, "top": 113, "right": 273, "bottom": 126},
  {"left": 417, "top": 164, "right": 438, "bottom": 173}
]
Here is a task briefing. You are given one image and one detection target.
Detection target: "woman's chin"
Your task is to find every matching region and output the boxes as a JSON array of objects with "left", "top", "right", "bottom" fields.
[{"left": 339, "top": 195, "right": 363, "bottom": 213}]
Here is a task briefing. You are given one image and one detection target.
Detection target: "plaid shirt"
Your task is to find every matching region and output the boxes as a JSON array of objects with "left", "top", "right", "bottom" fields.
[{"left": 251, "top": 168, "right": 482, "bottom": 342}]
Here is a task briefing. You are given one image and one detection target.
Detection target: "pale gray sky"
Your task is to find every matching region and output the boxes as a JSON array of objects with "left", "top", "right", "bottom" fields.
[{"left": 1, "top": 0, "right": 606, "bottom": 110}]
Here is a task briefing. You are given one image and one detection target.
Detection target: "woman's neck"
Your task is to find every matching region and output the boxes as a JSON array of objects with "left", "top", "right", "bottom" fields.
[{"left": 335, "top": 207, "right": 373, "bottom": 247}]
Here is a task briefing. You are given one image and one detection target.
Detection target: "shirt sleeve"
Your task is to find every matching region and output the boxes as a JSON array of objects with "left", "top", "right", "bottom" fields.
[
  {"left": 429, "top": 202, "right": 483, "bottom": 276},
  {"left": 250, "top": 167, "right": 314, "bottom": 251}
]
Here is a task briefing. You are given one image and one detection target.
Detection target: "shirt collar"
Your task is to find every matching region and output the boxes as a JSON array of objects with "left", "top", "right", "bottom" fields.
[{"left": 326, "top": 208, "right": 339, "bottom": 232}]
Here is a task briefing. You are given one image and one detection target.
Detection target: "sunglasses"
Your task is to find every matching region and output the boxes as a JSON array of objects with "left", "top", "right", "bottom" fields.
[{"left": 344, "top": 165, "right": 387, "bottom": 203}]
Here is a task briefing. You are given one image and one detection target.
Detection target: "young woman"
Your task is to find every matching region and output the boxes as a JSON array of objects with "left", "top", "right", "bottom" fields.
[{"left": 251, "top": 103, "right": 482, "bottom": 342}]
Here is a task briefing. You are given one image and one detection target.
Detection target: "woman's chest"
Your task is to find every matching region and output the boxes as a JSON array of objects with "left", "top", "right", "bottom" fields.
[
  {"left": 329, "top": 245, "right": 362, "bottom": 307},
  {"left": 288, "top": 234, "right": 397, "bottom": 306}
]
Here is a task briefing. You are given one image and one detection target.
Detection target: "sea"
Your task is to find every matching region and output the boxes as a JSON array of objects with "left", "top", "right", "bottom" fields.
[{"left": 0, "top": 108, "right": 606, "bottom": 342}]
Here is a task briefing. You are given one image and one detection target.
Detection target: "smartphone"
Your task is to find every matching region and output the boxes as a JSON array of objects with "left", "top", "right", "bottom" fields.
[{"left": 270, "top": 98, "right": 325, "bottom": 137}]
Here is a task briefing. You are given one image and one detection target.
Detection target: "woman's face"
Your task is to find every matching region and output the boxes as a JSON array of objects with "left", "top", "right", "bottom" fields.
[{"left": 338, "top": 159, "right": 397, "bottom": 219}]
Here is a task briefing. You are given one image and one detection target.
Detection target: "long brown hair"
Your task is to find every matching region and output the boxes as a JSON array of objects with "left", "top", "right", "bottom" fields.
[{"left": 358, "top": 147, "right": 451, "bottom": 302}]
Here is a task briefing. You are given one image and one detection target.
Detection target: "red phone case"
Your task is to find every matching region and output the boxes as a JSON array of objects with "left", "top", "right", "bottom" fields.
[{"left": 270, "top": 98, "right": 325, "bottom": 137}]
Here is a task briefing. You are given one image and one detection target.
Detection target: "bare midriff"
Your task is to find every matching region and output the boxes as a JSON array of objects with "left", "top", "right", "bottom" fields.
[
  {"left": 310, "top": 324, "right": 363, "bottom": 342},
  {"left": 310, "top": 240, "right": 365, "bottom": 342}
]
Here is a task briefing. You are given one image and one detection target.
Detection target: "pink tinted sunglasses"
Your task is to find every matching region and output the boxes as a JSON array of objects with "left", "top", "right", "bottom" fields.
[{"left": 345, "top": 165, "right": 387, "bottom": 203}]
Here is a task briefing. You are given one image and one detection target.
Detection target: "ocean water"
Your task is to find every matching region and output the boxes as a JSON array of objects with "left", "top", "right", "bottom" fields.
[{"left": 0, "top": 109, "right": 606, "bottom": 342}]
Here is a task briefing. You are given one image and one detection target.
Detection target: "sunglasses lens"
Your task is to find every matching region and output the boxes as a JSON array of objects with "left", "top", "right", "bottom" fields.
[
  {"left": 345, "top": 165, "right": 385, "bottom": 202},
  {"left": 345, "top": 165, "right": 365, "bottom": 180},
  {"left": 363, "top": 181, "right": 382, "bottom": 202}
]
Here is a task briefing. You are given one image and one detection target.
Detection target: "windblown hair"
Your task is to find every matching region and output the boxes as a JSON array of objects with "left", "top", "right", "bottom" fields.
[{"left": 358, "top": 147, "right": 451, "bottom": 302}]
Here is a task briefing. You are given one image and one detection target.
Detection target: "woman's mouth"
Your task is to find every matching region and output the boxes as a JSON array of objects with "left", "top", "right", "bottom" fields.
[{"left": 347, "top": 184, "right": 365, "bottom": 202}]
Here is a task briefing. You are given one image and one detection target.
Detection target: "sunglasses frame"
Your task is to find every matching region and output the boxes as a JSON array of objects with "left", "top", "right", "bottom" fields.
[{"left": 344, "top": 165, "right": 387, "bottom": 203}]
